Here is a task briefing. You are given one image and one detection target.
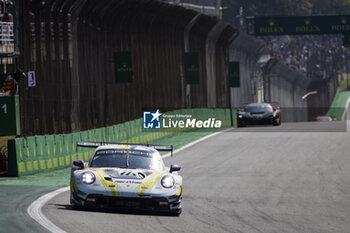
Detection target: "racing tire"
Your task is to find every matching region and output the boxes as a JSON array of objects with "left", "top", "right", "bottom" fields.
[
  {"left": 237, "top": 121, "right": 246, "bottom": 127},
  {"left": 70, "top": 198, "right": 84, "bottom": 210},
  {"left": 169, "top": 210, "right": 182, "bottom": 216},
  {"left": 273, "top": 117, "right": 281, "bottom": 126}
]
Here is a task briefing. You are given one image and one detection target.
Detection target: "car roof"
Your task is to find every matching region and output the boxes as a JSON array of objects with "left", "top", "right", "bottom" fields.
[
  {"left": 95, "top": 144, "right": 160, "bottom": 158},
  {"left": 246, "top": 103, "right": 271, "bottom": 107}
]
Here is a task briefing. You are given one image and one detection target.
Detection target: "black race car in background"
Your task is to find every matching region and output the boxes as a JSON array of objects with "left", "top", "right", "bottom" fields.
[{"left": 237, "top": 102, "right": 281, "bottom": 127}]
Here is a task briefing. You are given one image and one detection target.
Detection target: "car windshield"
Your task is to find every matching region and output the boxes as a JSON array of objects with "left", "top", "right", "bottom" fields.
[
  {"left": 245, "top": 104, "right": 273, "bottom": 113},
  {"left": 90, "top": 149, "right": 163, "bottom": 170}
]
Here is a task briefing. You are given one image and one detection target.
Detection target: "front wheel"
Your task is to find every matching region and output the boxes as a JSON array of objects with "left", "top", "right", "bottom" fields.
[
  {"left": 70, "top": 196, "right": 84, "bottom": 210},
  {"left": 237, "top": 120, "right": 246, "bottom": 127},
  {"left": 273, "top": 117, "right": 281, "bottom": 126},
  {"left": 170, "top": 211, "right": 181, "bottom": 216}
]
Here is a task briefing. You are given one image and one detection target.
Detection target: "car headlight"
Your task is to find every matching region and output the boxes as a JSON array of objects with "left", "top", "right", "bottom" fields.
[
  {"left": 161, "top": 175, "right": 175, "bottom": 189},
  {"left": 238, "top": 115, "right": 243, "bottom": 118},
  {"left": 82, "top": 172, "right": 96, "bottom": 184}
]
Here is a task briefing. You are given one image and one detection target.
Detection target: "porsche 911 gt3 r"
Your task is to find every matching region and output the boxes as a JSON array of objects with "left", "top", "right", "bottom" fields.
[
  {"left": 70, "top": 142, "right": 182, "bottom": 215},
  {"left": 237, "top": 102, "right": 281, "bottom": 127}
]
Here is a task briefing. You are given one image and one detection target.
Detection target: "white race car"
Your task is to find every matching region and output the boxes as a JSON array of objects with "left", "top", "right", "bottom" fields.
[{"left": 70, "top": 142, "right": 182, "bottom": 215}]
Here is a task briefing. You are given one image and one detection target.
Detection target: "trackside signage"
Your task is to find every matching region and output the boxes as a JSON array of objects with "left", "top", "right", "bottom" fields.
[
  {"left": 163, "top": 118, "right": 221, "bottom": 128},
  {"left": 248, "top": 15, "right": 350, "bottom": 36},
  {"left": 184, "top": 52, "right": 199, "bottom": 84},
  {"left": 143, "top": 110, "right": 222, "bottom": 130},
  {"left": 114, "top": 52, "right": 133, "bottom": 83}
]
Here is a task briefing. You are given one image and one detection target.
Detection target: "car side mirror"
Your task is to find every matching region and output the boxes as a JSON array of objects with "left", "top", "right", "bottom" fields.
[
  {"left": 73, "top": 160, "right": 84, "bottom": 169},
  {"left": 170, "top": 164, "right": 181, "bottom": 173}
]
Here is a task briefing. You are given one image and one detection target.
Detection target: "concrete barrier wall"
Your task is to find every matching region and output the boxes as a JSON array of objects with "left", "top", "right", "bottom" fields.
[
  {"left": 229, "top": 33, "right": 264, "bottom": 107},
  {"left": 306, "top": 78, "right": 338, "bottom": 120},
  {"left": 188, "top": 15, "right": 216, "bottom": 108},
  {"left": 17, "top": 0, "right": 235, "bottom": 136},
  {"left": 7, "top": 108, "right": 236, "bottom": 176},
  {"left": 269, "top": 62, "right": 309, "bottom": 122}
]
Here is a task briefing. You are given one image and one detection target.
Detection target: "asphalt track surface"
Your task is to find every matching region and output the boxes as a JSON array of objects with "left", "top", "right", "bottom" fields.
[
  {"left": 42, "top": 120, "right": 350, "bottom": 233},
  {"left": 0, "top": 185, "right": 58, "bottom": 233}
]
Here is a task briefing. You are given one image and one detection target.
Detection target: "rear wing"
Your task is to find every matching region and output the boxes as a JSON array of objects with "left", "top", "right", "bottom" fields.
[{"left": 77, "top": 141, "right": 174, "bottom": 156}]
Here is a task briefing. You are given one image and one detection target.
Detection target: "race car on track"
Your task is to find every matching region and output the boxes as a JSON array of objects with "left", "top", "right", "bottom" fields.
[
  {"left": 70, "top": 141, "right": 182, "bottom": 215},
  {"left": 237, "top": 102, "right": 281, "bottom": 127}
]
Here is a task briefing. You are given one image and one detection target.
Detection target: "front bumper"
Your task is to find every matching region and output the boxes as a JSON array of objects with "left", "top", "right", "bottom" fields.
[
  {"left": 238, "top": 116, "right": 278, "bottom": 125},
  {"left": 71, "top": 191, "right": 182, "bottom": 214}
]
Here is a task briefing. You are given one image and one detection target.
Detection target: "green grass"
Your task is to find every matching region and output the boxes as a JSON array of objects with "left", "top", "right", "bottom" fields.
[{"left": 326, "top": 90, "right": 350, "bottom": 120}]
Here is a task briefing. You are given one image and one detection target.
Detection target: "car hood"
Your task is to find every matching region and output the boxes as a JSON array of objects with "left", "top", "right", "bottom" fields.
[{"left": 243, "top": 111, "right": 273, "bottom": 118}]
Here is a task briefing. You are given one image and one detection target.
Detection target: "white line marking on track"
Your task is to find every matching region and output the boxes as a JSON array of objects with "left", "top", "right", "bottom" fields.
[
  {"left": 341, "top": 97, "right": 350, "bottom": 120},
  {"left": 28, "top": 186, "right": 69, "bottom": 233},
  {"left": 27, "top": 128, "right": 232, "bottom": 233}
]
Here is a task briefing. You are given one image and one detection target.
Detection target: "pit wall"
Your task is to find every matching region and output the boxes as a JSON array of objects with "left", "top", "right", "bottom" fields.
[
  {"left": 229, "top": 33, "right": 264, "bottom": 106},
  {"left": 18, "top": 0, "right": 235, "bottom": 136},
  {"left": 306, "top": 79, "right": 338, "bottom": 120},
  {"left": 268, "top": 62, "right": 310, "bottom": 122},
  {"left": 7, "top": 108, "right": 236, "bottom": 177}
]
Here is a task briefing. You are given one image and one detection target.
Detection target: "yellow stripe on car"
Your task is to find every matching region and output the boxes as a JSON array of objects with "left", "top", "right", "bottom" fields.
[
  {"left": 71, "top": 178, "right": 78, "bottom": 193},
  {"left": 176, "top": 184, "right": 182, "bottom": 196},
  {"left": 116, "top": 145, "right": 131, "bottom": 149},
  {"left": 136, "top": 172, "right": 165, "bottom": 197},
  {"left": 92, "top": 168, "right": 120, "bottom": 196}
]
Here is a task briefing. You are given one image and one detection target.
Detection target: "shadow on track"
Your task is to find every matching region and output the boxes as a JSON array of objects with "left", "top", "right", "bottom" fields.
[
  {"left": 234, "top": 121, "right": 347, "bottom": 132},
  {"left": 49, "top": 203, "right": 179, "bottom": 217}
]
